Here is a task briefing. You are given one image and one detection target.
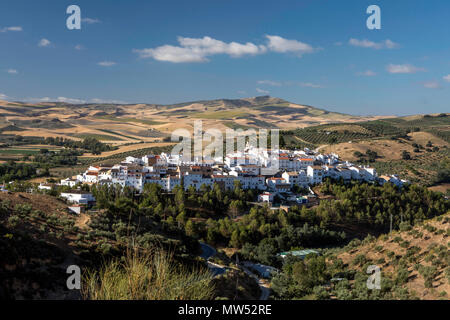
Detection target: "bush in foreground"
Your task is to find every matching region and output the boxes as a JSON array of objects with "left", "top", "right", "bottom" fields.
[{"left": 82, "top": 247, "right": 215, "bottom": 300}]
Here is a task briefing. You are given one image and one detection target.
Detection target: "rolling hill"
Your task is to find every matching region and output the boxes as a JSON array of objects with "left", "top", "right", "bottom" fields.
[{"left": 0, "top": 96, "right": 384, "bottom": 145}]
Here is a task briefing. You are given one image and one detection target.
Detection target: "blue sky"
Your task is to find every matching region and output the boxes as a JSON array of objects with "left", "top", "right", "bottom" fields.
[{"left": 0, "top": 0, "right": 449, "bottom": 115}]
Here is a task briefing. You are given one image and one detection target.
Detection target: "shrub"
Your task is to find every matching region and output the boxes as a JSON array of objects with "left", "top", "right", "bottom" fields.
[
  {"left": 352, "top": 254, "right": 367, "bottom": 266},
  {"left": 399, "top": 221, "right": 412, "bottom": 232},
  {"left": 399, "top": 241, "right": 410, "bottom": 248},
  {"left": 396, "top": 267, "right": 409, "bottom": 285},
  {"left": 7, "top": 215, "right": 21, "bottom": 227},
  {"left": 313, "top": 286, "right": 330, "bottom": 300},
  {"left": 15, "top": 203, "right": 32, "bottom": 216},
  {"left": 393, "top": 236, "right": 403, "bottom": 243},
  {"left": 82, "top": 247, "right": 215, "bottom": 300}
]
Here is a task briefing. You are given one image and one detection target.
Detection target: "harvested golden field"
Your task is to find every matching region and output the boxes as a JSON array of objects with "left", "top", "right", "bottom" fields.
[
  {"left": 409, "top": 131, "right": 448, "bottom": 148},
  {"left": 79, "top": 141, "right": 175, "bottom": 158},
  {"left": 428, "top": 183, "right": 450, "bottom": 195},
  {"left": 320, "top": 139, "right": 417, "bottom": 161}
]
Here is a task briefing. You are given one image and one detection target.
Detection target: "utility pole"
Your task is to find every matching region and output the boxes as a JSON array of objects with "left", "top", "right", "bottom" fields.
[
  {"left": 234, "top": 254, "right": 239, "bottom": 300},
  {"left": 390, "top": 213, "right": 393, "bottom": 233}
]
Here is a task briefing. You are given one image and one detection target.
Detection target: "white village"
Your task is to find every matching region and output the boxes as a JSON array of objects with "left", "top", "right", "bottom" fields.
[{"left": 42, "top": 145, "right": 409, "bottom": 208}]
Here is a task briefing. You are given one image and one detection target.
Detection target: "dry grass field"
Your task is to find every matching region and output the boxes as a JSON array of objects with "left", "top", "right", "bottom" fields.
[
  {"left": 320, "top": 139, "right": 417, "bottom": 161},
  {"left": 320, "top": 132, "right": 449, "bottom": 162}
]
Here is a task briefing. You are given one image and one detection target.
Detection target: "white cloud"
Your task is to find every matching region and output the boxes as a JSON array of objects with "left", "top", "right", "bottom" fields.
[
  {"left": 38, "top": 38, "right": 51, "bottom": 47},
  {"left": 21, "top": 97, "right": 125, "bottom": 104},
  {"left": 357, "top": 70, "right": 376, "bottom": 77},
  {"left": 97, "top": 61, "right": 116, "bottom": 67},
  {"left": 443, "top": 74, "right": 450, "bottom": 82},
  {"left": 135, "top": 36, "right": 266, "bottom": 63},
  {"left": 256, "top": 88, "right": 270, "bottom": 94},
  {"left": 257, "top": 80, "right": 282, "bottom": 86},
  {"left": 22, "top": 96, "right": 84, "bottom": 104},
  {"left": 135, "top": 45, "right": 207, "bottom": 63},
  {"left": 265, "top": 35, "right": 315, "bottom": 56},
  {"left": 0, "top": 26, "right": 22, "bottom": 33},
  {"left": 75, "top": 44, "right": 84, "bottom": 50},
  {"left": 0, "top": 93, "right": 8, "bottom": 99},
  {"left": 82, "top": 18, "right": 101, "bottom": 24},
  {"left": 56, "top": 97, "right": 86, "bottom": 104},
  {"left": 298, "top": 82, "right": 323, "bottom": 88},
  {"left": 134, "top": 35, "right": 316, "bottom": 63},
  {"left": 422, "top": 81, "right": 441, "bottom": 89},
  {"left": 90, "top": 98, "right": 127, "bottom": 104},
  {"left": 386, "top": 64, "right": 425, "bottom": 74},
  {"left": 349, "top": 38, "right": 398, "bottom": 49},
  {"left": 178, "top": 36, "right": 265, "bottom": 57},
  {"left": 7, "top": 69, "right": 18, "bottom": 74}
]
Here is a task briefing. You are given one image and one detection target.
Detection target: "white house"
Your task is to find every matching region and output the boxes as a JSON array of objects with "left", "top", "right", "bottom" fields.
[
  {"left": 237, "top": 175, "right": 266, "bottom": 190},
  {"left": 60, "top": 191, "right": 95, "bottom": 205},
  {"left": 211, "top": 175, "right": 236, "bottom": 190},
  {"left": 378, "top": 175, "right": 408, "bottom": 187},
  {"left": 336, "top": 167, "right": 352, "bottom": 181},
  {"left": 282, "top": 170, "right": 309, "bottom": 188},
  {"left": 60, "top": 178, "right": 78, "bottom": 188},
  {"left": 266, "top": 177, "right": 290, "bottom": 192},
  {"left": 38, "top": 183, "right": 53, "bottom": 191},
  {"left": 307, "top": 165, "right": 324, "bottom": 185},
  {"left": 258, "top": 192, "right": 275, "bottom": 203}
]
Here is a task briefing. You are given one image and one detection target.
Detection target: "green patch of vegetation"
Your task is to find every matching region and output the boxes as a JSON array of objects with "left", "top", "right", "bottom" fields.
[
  {"left": 97, "top": 129, "right": 138, "bottom": 140},
  {"left": 74, "top": 133, "right": 124, "bottom": 141},
  {"left": 191, "top": 110, "right": 250, "bottom": 119},
  {"left": 96, "top": 115, "right": 164, "bottom": 126},
  {"left": 0, "top": 148, "right": 41, "bottom": 155}
]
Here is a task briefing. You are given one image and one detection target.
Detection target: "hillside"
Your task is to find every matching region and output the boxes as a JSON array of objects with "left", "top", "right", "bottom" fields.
[
  {"left": 0, "top": 189, "right": 260, "bottom": 300},
  {"left": 282, "top": 114, "right": 450, "bottom": 187},
  {"left": 0, "top": 96, "right": 382, "bottom": 144},
  {"left": 335, "top": 213, "right": 450, "bottom": 300},
  {"left": 270, "top": 212, "right": 449, "bottom": 300},
  {"left": 0, "top": 191, "right": 201, "bottom": 299}
]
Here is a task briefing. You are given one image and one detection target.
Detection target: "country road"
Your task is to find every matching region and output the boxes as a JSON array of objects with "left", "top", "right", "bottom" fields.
[
  {"left": 199, "top": 242, "right": 217, "bottom": 260},
  {"left": 239, "top": 263, "right": 272, "bottom": 300},
  {"left": 199, "top": 242, "right": 227, "bottom": 276},
  {"left": 199, "top": 242, "right": 271, "bottom": 300},
  {"left": 314, "top": 144, "right": 328, "bottom": 153}
]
